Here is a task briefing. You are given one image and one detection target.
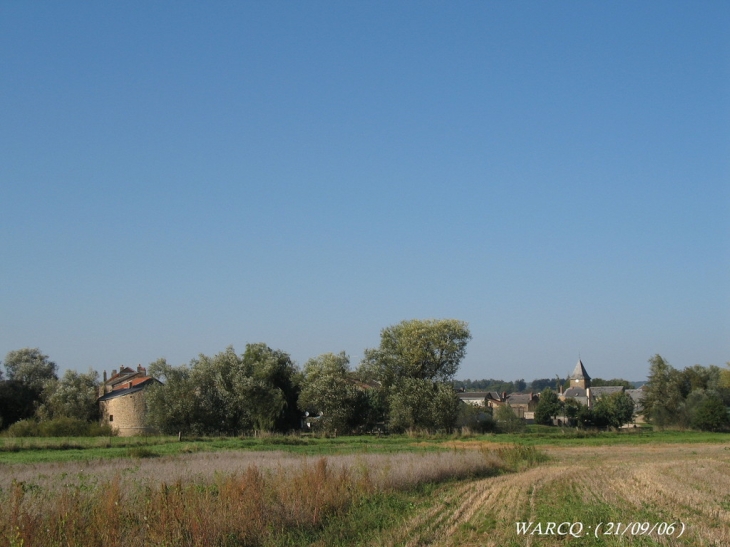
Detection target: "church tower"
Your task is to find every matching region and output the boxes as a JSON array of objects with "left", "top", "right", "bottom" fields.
[{"left": 569, "top": 359, "right": 591, "bottom": 390}]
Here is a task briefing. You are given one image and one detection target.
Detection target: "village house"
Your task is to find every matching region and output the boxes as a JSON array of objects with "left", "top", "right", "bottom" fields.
[
  {"left": 97, "top": 365, "right": 158, "bottom": 436},
  {"left": 457, "top": 358, "right": 644, "bottom": 425},
  {"left": 458, "top": 390, "right": 539, "bottom": 421}
]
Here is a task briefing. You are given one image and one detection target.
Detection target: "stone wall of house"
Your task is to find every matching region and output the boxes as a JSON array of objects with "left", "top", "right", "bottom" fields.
[{"left": 100, "top": 390, "right": 154, "bottom": 436}]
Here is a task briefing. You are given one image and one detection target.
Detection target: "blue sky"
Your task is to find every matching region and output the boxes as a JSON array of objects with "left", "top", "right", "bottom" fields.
[{"left": 1, "top": 2, "right": 728, "bottom": 382}]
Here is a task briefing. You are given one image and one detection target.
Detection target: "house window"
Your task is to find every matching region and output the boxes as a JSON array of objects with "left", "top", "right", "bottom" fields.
[{"left": 109, "top": 415, "right": 114, "bottom": 422}]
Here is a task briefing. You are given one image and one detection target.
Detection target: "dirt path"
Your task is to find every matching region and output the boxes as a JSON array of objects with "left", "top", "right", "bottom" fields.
[{"left": 375, "top": 443, "right": 730, "bottom": 546}]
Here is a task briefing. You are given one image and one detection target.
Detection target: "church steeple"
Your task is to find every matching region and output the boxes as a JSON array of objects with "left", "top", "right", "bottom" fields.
[{"left": 569, "top": 359, "right": 591, "bottom": 389}]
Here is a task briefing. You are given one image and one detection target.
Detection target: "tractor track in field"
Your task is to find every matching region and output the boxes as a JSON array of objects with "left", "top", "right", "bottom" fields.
[{"left": 373, "top": 443, "right": 730, "bottom": 547}]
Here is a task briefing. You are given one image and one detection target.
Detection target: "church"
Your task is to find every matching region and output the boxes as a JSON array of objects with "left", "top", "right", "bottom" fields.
[{"left": 558, "top": 359, "right": 638, "bottom": 410}]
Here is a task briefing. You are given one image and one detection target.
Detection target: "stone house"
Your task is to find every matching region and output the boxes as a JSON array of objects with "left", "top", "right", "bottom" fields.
[
  {"left": 97, "top": 365, "right": 159, "bottom": 436},
  {"left": 457, "top": 390, "right": 539, "bottom": 421}
]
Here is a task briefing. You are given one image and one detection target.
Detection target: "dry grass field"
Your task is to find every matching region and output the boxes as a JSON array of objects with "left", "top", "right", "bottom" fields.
[
  {"left": 0, "top": 447, "right": 517, "bottom": 547},
  {"left": 376, "top": 442, "right": 730, "bottom": 547}
]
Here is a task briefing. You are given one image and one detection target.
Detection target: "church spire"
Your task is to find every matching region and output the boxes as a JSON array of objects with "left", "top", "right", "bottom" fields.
[{"left": 569, "top": 359, "right": 591, "bottom": 389}]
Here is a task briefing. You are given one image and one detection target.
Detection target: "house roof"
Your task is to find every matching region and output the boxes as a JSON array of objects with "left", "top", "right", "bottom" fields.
[
  {"left": 108, "top": 366, "right": 137, "bottom": 382},
  {"left": 625, "top": 389, "right": 645, "bottom": 404},
  {"left": 590, "top": 386, "right": 624, "bottom": 397},
  {"left": 97, "top": 377, "right": 156, "bottom": 401},
  {"left": 506, "top": 393, "right": 537, "bottom": 404},
  {"left": 563, "top": 387, "right": 588, "bottom": 398},
  {"left": 112, "top": 377, "right": 152, "bottom": 391},
  {"left": 569, "top": 359, "right": 591, "bottom": 381}
]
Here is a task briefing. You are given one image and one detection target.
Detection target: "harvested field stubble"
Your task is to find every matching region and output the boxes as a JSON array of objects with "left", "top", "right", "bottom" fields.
[
  {"left": 0, "top": 447, "right": 518, "bottom": 546},
  {"left": 382, "top": 442, "right": 730, "bottom": 547}
]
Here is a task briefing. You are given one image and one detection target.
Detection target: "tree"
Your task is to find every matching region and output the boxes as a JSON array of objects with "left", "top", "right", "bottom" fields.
[
  {"left": 240, "top": 343, "right": 301, "bottom": 432},
  {"left": 146, "top": 358, "right": 200, "bottom": 435},
  {"left": 494, "top": 404, "right": 525, "bottom": 433},
  {"left": 531, "top": 378, "right": 564, "bottom": 392},
  {"left": 299, "top": 352, "right": 369, "bottom": 434},
  {"left": 534, "top": 388, "right": 562, "bottom": 426},
  {"left": 38, "top": 369, "right": 100, "bottom": 422},
  {"left": 360, "top": 319, "right": 470, "bottom": 387},
  {"left": 591, "top": 378, "right": 632, "bottom": 389},
  {"left": 146, "top": 344, "right": 300, "bottom": 435},
  {"left": 563, "top": 398, "right": 583, "bottom": 427},
  {"left": 0, "top": 380, "right": 37, "bottom": 430},
  {"left": 387, "top": 378, "right": 461, "bottom": 432},
  {"left": 3, "top": 348, "right": 57, "bottom": 391},
  {"left": 690, "top": 395, "right": 730, "bottom": 431},
  {"left": 359, "top": 319, "right": 470, "bottom": 432},
  {"left": 592, "top": 391, "right": 635, "bottom": 429},
  {"left": 720, "top": 363, "right": 730, "bottom": 390},
  {"left": 642, "top": 355, "right": 684, "bottom": 427}
]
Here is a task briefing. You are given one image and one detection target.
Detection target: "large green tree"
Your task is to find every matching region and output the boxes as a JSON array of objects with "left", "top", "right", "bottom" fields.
[
  {"left": 642, "top": 354, "right": 684, "bottom": 427},
  {"left": 146, "top": 344, "right": 300, "bottom": 435},
  {"left": 145, "top": 358, "right": 200, "bottom": 434},
  {"left": 534, "top": 388, "right": 563, "bottom": 425},
  {"left": 387, "top": 378, "right": 461, "bottom": 432},
  {"left": 592, "top": 391, "right": 635, "bottom": 429},
  {"left": 0, "top": 381, "right": 37, "bottom": 430},
  {"left": 38, "top": 369, "right": 100, "bottom": 422},
  {"left": 360, "top": 319, "right": 471, "bottom": 387},
  {"left": 690, "top": 394, "right": 730, "bottom": 431},
  {"left": 298, "top": 352, "right": 368, "bottom": 434},
  {"left": 359, "top": 319, "right": 470, "bottom": 432},
  {"left": 3, "top": 348, "right": 58, "bottom": 391}
]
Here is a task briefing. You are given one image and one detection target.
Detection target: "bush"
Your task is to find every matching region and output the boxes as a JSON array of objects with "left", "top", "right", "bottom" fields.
[
  {"left": 5, "top": 417, "right": 115, "bottom": 437},
  {"left": 5, "top": 419, "right": 39, "bottom": 437},
  {"left": 691, "top": 397, "right": 730, "bottom": 432},
  {"left": 494, "top": 405, "right": 525, "bottom": 433}
]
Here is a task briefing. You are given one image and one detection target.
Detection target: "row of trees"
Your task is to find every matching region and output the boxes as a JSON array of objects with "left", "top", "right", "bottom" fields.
[
  {"left": 145, "top": 319, "right": 471, "bottom": 435},
  {"left": 642, "top": 355, "right": 730, "bottom": 431},
  {"left": 454, "top": 377, "right": 636, "bottom": 395},
  {"left": 3, "top": 341, "right": 728, "bottom": 435},
  {"left": 0, "top": 348, "right": 100, "bottom": 431},
  {"left": 532, "top": 388, "right": 636, "bottom": 429},
  {"left": 1, "top": 319, "right": 473, "bottom": 435}
]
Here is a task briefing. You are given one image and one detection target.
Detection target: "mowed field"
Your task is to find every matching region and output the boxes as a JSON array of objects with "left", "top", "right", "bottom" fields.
[{"left": 379, "top": 442, "right": 730, "bottom": 547}]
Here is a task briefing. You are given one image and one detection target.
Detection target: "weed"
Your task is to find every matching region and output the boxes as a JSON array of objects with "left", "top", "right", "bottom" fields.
[{"left": 127, "top": 447, "right": 158, "bottom": 459}]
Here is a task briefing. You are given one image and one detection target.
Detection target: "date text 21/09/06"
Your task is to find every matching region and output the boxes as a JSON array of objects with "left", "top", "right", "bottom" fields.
[{"left": 516, "top": 521, "right": 685, "bottom": 539}]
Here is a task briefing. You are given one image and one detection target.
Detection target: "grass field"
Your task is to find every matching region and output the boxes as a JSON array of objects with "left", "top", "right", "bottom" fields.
[
  {"left": 0, "top": 431, "right": 728, "bottom": 546},
  {"left": 0, "top": 428, "right": 726, "bottom": 464}
]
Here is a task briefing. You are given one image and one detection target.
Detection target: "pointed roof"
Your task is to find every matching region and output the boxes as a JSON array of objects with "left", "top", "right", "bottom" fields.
[{"left": 569, "top": 359, "right": 590, "bottom": 381}]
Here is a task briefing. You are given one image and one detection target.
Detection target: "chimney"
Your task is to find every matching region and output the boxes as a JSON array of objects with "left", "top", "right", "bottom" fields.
[
  {"left": 112, "top": 369, "right": 117, "bottom": 377},
  {"left": 137, "top": 364, "right": 142, "bottom": 373},
  {"left": 103, "top": 370, "right": 107, "bottom": 383},
  {"left": 501, "top": 391, "right": 507, "bottom": 401}
]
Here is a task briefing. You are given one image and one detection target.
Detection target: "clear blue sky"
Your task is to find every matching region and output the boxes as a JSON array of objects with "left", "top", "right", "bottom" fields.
[{"left": 1, "top": 2, "right": 728, "bottom": 382}]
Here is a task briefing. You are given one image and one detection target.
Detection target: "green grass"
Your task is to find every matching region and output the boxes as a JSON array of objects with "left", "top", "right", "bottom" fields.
[
  {"left": 269, "top": 486, "right": 428, "bottom": 547},
  {"left": 0, "top": 429, "right": 727, "bottom": 464}
]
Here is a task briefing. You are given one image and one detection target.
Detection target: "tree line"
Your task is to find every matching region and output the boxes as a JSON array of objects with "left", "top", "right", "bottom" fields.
[
  {"left": 2, "top": 332, "right": 728, "bottom": 436},
  {"left": 0, "top": 348, "right": 104, "bottom": 435},
  {"left": 641, "top": 354, "right": 730, "bottom": 431},
  {"left": 0, "top": 319, "right": 472, "bottom": 436}
]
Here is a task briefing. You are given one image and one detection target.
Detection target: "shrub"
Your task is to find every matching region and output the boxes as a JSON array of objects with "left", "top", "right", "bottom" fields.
[
  {"left": 5, "top": 417, "right": 115, "bottom": 437},
  {"left": 691, "top": 397, "right": 730, "bottom": 432}
]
